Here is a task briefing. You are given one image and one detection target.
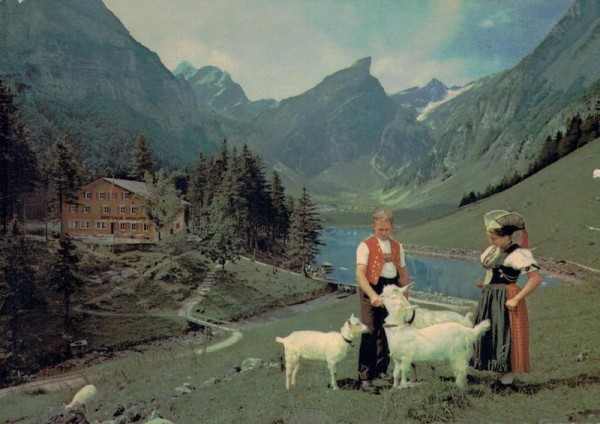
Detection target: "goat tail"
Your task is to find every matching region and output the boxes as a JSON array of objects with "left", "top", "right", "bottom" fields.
[
  {"left": 472, "top": 319, "right": 491, "bottom": 338},
  {"left": 275, "top": 336, "right": 286, "bottom": 345}
]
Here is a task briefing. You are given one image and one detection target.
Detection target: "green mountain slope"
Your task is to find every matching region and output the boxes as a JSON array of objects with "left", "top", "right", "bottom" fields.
[{"left": 400, "top": 138, "right": 600, "bottom": 270}]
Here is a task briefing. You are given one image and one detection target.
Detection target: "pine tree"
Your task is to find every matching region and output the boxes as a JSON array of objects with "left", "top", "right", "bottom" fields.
[
  {"left": 287, "top": 186, "right": 323, "bottom": 277},
  {"left": 188, "top": 152, "right": 210, "bottom": 234},
  {"left": 48, "top": 235, "right": 82, "bottom": 329},
  {"left": 220, "top": 147, "right": 249, "bottom": 236},
  {"left": 269, "top": 170, "right": 290, "bottom": 254},
  {"left": 200, "top": 195, "right": 243, "bottom": 273},
  {"left": 239, "top": 145, "right": 272, "bottom": 253},
  {"left": 128, "top": 134, "right": 155, "bottom": 180},
  {"left": 47, "top": 136, "right": 85, "bottom": 236},
  {"left": 1, "top": 220, "right": 37, "bottom": 360},
  {"left": 0, "top": 78, "right": 38, "bottom": 234}
]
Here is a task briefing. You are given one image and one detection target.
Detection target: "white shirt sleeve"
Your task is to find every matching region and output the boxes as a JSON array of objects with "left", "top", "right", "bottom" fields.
[
  {"left": 399, "top": 244, "right": 406, "bottom": 268},
  {"left": 506, "top": 248, "right": 539, "bottom": 273},
  {"left": 356, "top": 241, "right": 369, "bottom": 265}
]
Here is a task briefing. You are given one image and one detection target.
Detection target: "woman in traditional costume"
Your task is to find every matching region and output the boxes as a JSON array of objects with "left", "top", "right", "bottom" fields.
[{"left": 471, "top": 210, "right": 542, "bottom": 391}]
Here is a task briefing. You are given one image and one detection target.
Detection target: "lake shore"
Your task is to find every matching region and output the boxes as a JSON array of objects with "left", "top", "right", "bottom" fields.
[{"left": 404, "top": 244, "right": 596, "bottom": 285}]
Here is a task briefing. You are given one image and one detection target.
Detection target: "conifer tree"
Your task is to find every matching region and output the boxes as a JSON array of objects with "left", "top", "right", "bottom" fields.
[
  {"left": 239, "top": 145, "right": 272, "bottom": 252},
  {"left": 48, "top": 136, "right": 85, "bottom": 236},
  {"left": 269, "top": 170, "right": 290, "bottom": 254},
  {"left": 220, "top": 147, "right": 249, "bottom": 233},
  {"left": 188, "top": 152, "right": 210, "bottom": 233},
  {"left": 48, "top": 235, "right": 82, "bottom": 329},
  {"left": 128, "top": 134, "right": 155, "bottom": 180},
  {"left": 287, "top": 186, "right": 323, "bottom": 277},
  {"left": 1, "top": 220, "right": 37, "bottom": 359},
  {"left": 200, "top": 195, "right": 243, "bottom": 273},
  {"left": 0, "top": 78, "right": 38, "bottom": 234},
  {"left": 203, "top": 139, "right": 230, "bottom": 207}
]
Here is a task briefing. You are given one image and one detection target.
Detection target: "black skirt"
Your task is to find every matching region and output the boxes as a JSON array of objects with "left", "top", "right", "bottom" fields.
[{"left": 471, "top": 284, "right": 511, "bottom": 373}]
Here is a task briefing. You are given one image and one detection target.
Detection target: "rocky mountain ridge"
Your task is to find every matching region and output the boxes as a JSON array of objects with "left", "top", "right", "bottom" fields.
[
  {"left": 1, "top": 0, "right": 598, "bottom": 215},
  {"left": 174, "top": 62, "right": 276, "bottom": 120},
  {"left": 401, "top": 0, "right": 600, "bottom": 197}
]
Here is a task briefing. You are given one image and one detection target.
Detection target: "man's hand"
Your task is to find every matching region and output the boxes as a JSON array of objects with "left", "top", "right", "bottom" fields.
[{"left": 370, "top": 295, "right": 384, "bottom": 307}]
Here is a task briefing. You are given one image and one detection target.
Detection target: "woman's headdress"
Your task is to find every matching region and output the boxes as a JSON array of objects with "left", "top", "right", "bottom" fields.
[{"left": 484, "top": 210, "right": 525, "bottom": 235}]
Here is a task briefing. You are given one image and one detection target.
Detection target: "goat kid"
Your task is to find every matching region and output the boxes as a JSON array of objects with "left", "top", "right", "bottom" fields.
[
  {"left": 276, "top": 314, "right": 368, "bottom": 390},
  {"left": 384, "top": 313, "right": 490, "bottom": 389},
  {"left": 380, "top": 284, "right": 473, "bottom": 328},
  {"left": 64, "top": 384, "right": 97, "bottom": 412}
]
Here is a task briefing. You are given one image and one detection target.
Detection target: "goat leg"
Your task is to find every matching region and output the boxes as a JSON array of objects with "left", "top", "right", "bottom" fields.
[
  {"left": 392, "top": 359, "right": 401, "bottom": 389},
  {"left": 328, "top": 362, "right": 339, "bottom": 390},
  {"left": 290, "top": 361, "right": 300, "bottom": 388},
  {"left": 410, "top": 363, "right": 418, "bottom": 383}
]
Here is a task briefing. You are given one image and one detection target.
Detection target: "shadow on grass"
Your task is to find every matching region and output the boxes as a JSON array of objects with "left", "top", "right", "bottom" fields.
[{"left": 440, "top": 372, "right": 600, "bottom": 396}]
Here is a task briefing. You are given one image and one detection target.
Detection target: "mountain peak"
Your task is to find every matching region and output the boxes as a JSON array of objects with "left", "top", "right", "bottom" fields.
[
  {"left": 424, "top": 78, "right": 447, "bottom": 89},
  {"left": 389, "top": 78, "right": 450, "bottom": 110},
  {"left": 350, "top": 57, "right": 372, "bottom": 74},
  {"left": 172, "top": 61, "right": 197, "bottom": 79}
]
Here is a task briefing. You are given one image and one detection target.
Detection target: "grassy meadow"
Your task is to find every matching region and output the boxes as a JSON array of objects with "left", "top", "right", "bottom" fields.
[
  {"left": 1, "top": 139, "right": 598, "bottom": 423},
  {"left": 1, "top": 255, "right": 598, "bottom": 423}
]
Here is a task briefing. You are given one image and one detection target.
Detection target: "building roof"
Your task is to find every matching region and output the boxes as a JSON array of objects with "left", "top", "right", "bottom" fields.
[{"left": 102, "top": 177, "right": 151, "bottom": 197}]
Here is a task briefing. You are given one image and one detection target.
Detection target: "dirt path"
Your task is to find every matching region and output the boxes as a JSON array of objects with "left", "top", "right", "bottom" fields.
[{"left": 0, "top": 263, "right": 237, "bottom": 399}]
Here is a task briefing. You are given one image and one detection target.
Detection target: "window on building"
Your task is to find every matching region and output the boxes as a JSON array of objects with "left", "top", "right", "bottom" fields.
[
  {"left": 143, "top": 223, "right": 150, "bottom": 232},
  {"left": 131, "top": 205, "right": 138, "bottom": 215},
  {"left": 119, "top": 222, "right": 126, "bottom": 230},
  {"left": 130, "top": 223, "right": 138, "bottom": 231},
  {"left": 69, "top": 205, "right": 77, "bottom": 213},
  {"left": 68, "top": 220, "right": 78, "bottom": 229},
  {"left": 95, "top": 221, "right": 106, "bottom": 230},
  {"left": 84, "top": 191, "right": 92, "bottom": 199},
  {"left": 123, "top": 192, "right": 130, "bottom": 199},
  {"left": 83, "top": 205, "right": 91, "bottom": 213},
  {"left": 102, "top": 205, "right": 110, "bottom": 214},
  {"left": 82, "top": 220, "right": 91, "bottom": 229},
  {"left": 97, "top": 192, "right": 105, "bottom": 199},
  {"left": 119, "top": 205, "right": 126, "bottom": 214}
]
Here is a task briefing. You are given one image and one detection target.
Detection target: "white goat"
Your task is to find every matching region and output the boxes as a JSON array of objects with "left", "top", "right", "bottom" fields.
[
  {"left": 64, "top": 384, "right": 97, "bottom": 411},
  {"left": 380, "top": 284, "right": 473, "bottom": 328},
  {"left": 276, "top": 314, "right": 368, "bottom": 390},
  {"left": 384, "top": 309, "right": 490, "bottom": 389}
]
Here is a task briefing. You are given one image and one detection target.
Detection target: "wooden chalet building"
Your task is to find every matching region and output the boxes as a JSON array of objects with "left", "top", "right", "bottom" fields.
[{"left": 62, "top": 177, "right": 187, "bottom": 241}]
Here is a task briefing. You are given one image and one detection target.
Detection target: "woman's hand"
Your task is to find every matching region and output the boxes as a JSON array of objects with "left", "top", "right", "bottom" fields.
[{"left": 505, "top": 297, "right": 519, "bottom": 311}]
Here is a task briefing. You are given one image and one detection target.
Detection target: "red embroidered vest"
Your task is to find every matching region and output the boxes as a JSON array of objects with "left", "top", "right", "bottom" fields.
[{"left": 364, "top": 235, "right": 403, "bottom": 285}]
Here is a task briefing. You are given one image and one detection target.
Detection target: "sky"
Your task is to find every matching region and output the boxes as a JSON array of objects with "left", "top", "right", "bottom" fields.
[{"left": 103, "top": 0, "right": 575, "bottom": 101}]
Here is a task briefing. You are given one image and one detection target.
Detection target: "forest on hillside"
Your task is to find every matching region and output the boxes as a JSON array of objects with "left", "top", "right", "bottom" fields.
[
  {"left": 0, "top": 76, "right": 326, "bottom": 386},
  {"left": 459, "top": 108, "right": 600, "bottom": 207}
]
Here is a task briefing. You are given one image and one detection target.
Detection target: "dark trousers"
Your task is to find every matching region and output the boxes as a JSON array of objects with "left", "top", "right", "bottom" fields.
[{"left": 358, "top": 276, "right": 399, "bottom": 381}]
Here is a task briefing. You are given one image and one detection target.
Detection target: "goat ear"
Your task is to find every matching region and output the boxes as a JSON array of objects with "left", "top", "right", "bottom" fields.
[{"left": 400, "top": 283, "right": 413, "bottom": 292}]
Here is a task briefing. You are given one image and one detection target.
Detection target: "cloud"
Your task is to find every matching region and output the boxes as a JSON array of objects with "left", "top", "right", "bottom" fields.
[
  {"left": 480, "top": 19, "right": 495, "bottom": 28},
  {"left": 104, "top": 0, "right": 573, "bottom": 100}
]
